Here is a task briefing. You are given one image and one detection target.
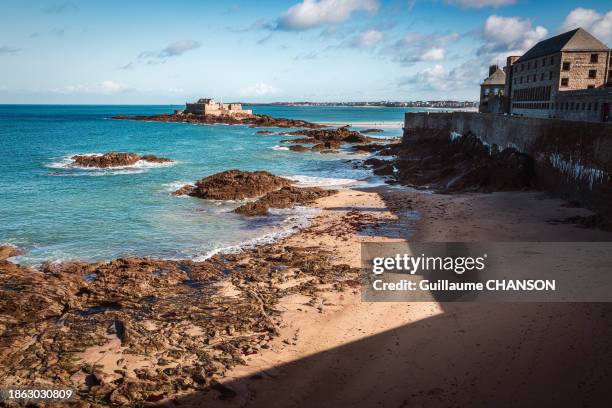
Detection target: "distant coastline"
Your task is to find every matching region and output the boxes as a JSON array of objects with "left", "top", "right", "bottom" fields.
[{"left": 246, "top": 101, "right": 478, "bottom": 109}]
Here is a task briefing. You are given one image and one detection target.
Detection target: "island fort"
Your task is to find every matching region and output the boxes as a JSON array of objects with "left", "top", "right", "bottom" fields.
[{"left": 177, "top": 98, "right": 253, "bottom": 117}]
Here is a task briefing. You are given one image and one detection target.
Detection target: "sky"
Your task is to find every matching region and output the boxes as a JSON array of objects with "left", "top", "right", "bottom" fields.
[{"left": 0, "top": 0, "right": 610, "bottom": 103}]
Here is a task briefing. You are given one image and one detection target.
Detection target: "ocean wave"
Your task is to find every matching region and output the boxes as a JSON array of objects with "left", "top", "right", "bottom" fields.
[
  {"left": 162, "top": 180, "right": 193, "bottom": 193},
  {"left": 193, "top": 206, "right": 319, "bottom": 261},
  {"left": 270, "top": 145, "right": 289, "bottom": 151},
  {"left": 288, "top": 174, "right": 359, "bottom": 187},
  {"left": 47, "top": 169, "right": 147, "bottom": 177}
]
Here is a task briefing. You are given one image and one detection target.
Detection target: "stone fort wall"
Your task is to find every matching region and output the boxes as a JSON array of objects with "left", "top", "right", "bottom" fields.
[{"left": 403, "top": 112, "right": 612, "bottom": 217}]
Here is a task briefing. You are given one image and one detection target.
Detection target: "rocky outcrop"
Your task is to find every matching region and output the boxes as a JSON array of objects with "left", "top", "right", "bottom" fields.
[
  {"left": 393, "top": 134, "right": 535, "bottom": 192},
  {"left": 286, "top": 125, "right": 375, "bottom": 145},
  {"left": 360, "top": 128, "right": 384, "bottom": 134},
  {"left": 361, "top": 158, "right": 395, "bottom": 176},
  {"left": 279, "top": 127, "right": 387, "bottom": 154},
  {"left": 234, "top": 186, "right": 338, "bottom": 216},
  {"left": 280, "top": 138, "right": 318, "bottom": 145},
  {"left": 113, "top": 113, "right": 323, "bottom": 129},
  {"left": 256, "top": 130, "right": 275, "bottom": 135},
  {"left": 311, "top": 140, "right": 342, "bottom": 152},
  {"left": 350, "top": 143, "right": 393, "bottom": 154},
  {"left": 140, "top": 154, "right": 174, "bottom": 164},
  {"left": 288, "top": 145, "right": 310, "bottom": 152},
  {"left": 0, "top": 245, "right": 25, "bottom": 261},
  {"left": 173, "top": 170, "right": 292, "bottom": 200},
  {"left": 71, "top": 152, "right": 173, "bottom": 168},
  {"left": 0, "top": 242, "right": 358, "bottom": 406},
  {"left": 373, "top": 164, "right": 395, "bottom": 176},
  {"left": 285, "top": 141, "right": 342, "bottom": 154}
]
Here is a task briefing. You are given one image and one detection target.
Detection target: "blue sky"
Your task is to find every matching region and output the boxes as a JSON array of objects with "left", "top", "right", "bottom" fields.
[{"left": 0, "top": 0, "right": 610, "bottom": 103}]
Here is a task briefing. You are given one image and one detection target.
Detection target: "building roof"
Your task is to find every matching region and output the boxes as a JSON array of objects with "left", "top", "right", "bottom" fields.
[
  {"left": 516, "top": 28, "right": 609, "bottom": 63},
  {"left": 482, "top": 67, "right": 506, "bottom": 86}
]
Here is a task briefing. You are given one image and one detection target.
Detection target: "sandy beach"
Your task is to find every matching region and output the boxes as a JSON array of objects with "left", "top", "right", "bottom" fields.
[
  {"left": 167, "top": 186, "right": 612, "bottom": 407},
  {"left": 2, "top": 178, "right": 612, "bottom": 407}
]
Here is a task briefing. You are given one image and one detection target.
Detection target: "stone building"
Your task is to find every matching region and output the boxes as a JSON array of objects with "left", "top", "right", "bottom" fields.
[
  {"left": 479, "top": 65, "right": 506, "bottom": 114},
  {"left": 183, "top": 98, "right": 253, "bottom": 117},
  {"left": 502, "top": 27, "right": 611, "bottom": 122}
]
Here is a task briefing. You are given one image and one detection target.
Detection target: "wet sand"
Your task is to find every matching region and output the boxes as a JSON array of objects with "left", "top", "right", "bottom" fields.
[{"left": 180, "top": 187, "right": 612, "bottom": 408}]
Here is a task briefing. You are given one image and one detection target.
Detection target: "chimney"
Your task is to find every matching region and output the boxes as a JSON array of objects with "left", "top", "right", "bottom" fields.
[{"left": 489, "top": 65, "right": 499, "bottom": 76}]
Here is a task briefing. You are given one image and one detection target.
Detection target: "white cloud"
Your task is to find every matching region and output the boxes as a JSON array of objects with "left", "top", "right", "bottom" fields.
[
  {"left": 158, "top": 40, "right": 201, "bottom": 58},
  {"left": 478, "top": 15, "right": 548, "bottom": 60},
  {"left": 277, "top": 0, "right": 380, "bottom": 30},
  {"left": 389, "top": 32, "right": 458, "bottom": 65},
  {"left": 400, "top": 59, "right": 484, "bottom": 92},
  {"left": 446, "top": 0, "right": 516, "bottom": 8},
  {"left": 407, "top": 64, "right": 448, "bottom": 91},
  {"left": 561, "top": 8, "right": 612, "bottom": 44},
  {"left": 55, "top": 80, "right": 131, "bottom": 95},
  {"left": 421, "top": 47, "right": 445, "bottom": 61},
  {"left": 357, "top": 29, "right": 384, "bottom": 47},
  {"left": 136, "top": 40, "right": 201, "bottom": 65},
  {"left": 240, "top": 82, "right": 279, "bottom": 96}
]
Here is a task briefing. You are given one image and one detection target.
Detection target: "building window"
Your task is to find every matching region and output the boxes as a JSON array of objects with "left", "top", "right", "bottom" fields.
[
  {"left": 582, "top": 103, "right": 586, "bottom": 110},
  {"left": 528, "top": 62, "right": 531, "bottom": 70},
  {"left": 541, "top": 73, "right": 545, "bottom": 81},
  {"left": 543, "top": 58, "right": 546, "bottom": 66},
  {"left": 533, "top": 74, "right": 537, "bottom": 82},
  {"left": 549, "top": 71, "right": 553, "bottom": 80},
  {"left": 594, "top": 102, "right": 599, "bottom": 111},
  {"left": 589, "top": 70, "right": 597, "bottom": 79},
  {"left": 526, "top": 76, "right": 529, "bottom": 83},
  {"left": 588, "top": 103, "right": 592, "bottom": 110},
  {"left": 550, "top": 56, "right": 554, "bottom": 65},
  {"left": 562, "top": 61, "right": 571, "bottom": 71},
  {"left": 591, "top": 54, "right": 598, "bottom": 63},
  {"left": 561, "top": 78, "right": 569, "bottom": 87},
  {"left": 534, "top": 60, "right": 538, "bottom": 68}
]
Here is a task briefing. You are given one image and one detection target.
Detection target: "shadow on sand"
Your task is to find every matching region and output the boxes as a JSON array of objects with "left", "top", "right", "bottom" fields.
[{"left": 169, "top": 302, "right": 612, "bottom": 408}]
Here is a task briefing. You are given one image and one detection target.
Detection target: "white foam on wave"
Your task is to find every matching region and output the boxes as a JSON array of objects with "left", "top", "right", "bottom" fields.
[
  {"left": 162, "top": 180, "right": 193, "bottom": 192},
  {"left": 193, "top": 206, "right": 319, "bottom": 261},
  {"left": 270, "top": 145, "right": 289, "bottom": 151},
  {"left": 288, "top": 175, "right": 359, "bottom": 187}
]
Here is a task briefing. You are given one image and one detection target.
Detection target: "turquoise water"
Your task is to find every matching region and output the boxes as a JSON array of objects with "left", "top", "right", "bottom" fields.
[{"left": 0, "top": 105, "right": 412, "bottom": 265}]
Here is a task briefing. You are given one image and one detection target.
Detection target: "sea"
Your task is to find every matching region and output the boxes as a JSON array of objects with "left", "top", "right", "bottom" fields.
[{"left": 0, "top": 104, "right": 429, "bottom": 265}]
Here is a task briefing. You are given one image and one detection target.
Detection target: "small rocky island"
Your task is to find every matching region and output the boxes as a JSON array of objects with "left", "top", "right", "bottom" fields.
[
  {"left": 71, "top": 152, "right": 173, "bottom": 168},
  {"left": 173, "top": 170, "right": 337, "bottom": 216},
  {"left": 113, "top": 98, "right": 322, "bottom": 129},
  {"left": 280, "top": 126, "right": 395, "bottom": 154}
]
